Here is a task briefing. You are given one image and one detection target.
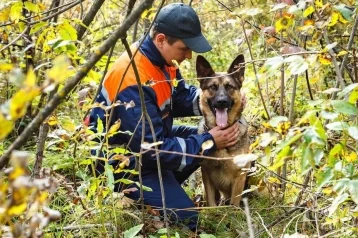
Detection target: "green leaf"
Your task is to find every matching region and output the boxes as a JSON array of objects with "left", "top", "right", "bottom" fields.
[
  {"left": 274, "top": 132, "right": 302, "bottom": 152},
  {"left": 105, "top": 162, "right": 114, "bottom": 191},
  {"left": 97, "top": 116, "right": 104, "bottom": 134},
  {"left": 24, "top": 1, "right": 39, "bottom": 13},
  {"left": 337, "top": 83, "right": 358, "bottom": 98},
  {"left": 328, "top": 193, "right": 349, "bottom": 216},
  {"left": 110, "top": 147, "right": 130, "bottom": 155},
  {"left": 321, "top": 110, "right": 339, "bottom": 120},
  {"left": 121, "top": 169, "right": 139, "bottom": 175},
  {"left": 348, "top": 181, "right": 358, "bottom": 204},
  {"left": 348, "top": 126, "right": 358, "bottom": 140},
  {"left": 30, "top": 22, "right": 47, "bottom": 35},
  {"left": 10, "top": 2, "right": 22, "bottom": 22},
  {"left": 331, "top": 100, "right": 358, "bottom": 115},
  {"left": 135, "top": 182, "right": 153, "bottom": 192},
  {"left": 334, "top": 4, "right": 354, "bottom": 21},
  {"left": 326, "top": 121, "right": 349, "bottom": 131},
  {"left": 157, "top": 228, "right": 168, "bottom": 234},
  {"left": 116, "top": 178, "right": 134, "bottom": 185},
  {"left": 285, "top": 55, "right": 308, "bottom": 75},
  {"left": 80, "top": 158, "right": 93, "bottom": 165},
  {"left": 268, "top": 116, "right": 288, "bottom": 127},
  {"left": 317, "top": 167, "right": 334, "bottom": 189},
  {"left": 333, "top": 178, "right": 349, "bottom": 194},
  {"left": 200, "top": 234, "right": 216, "bottom": 238},
  {"left": 302, "top": 144, "right": 313, "bottom": 173},
  {"left": 313, "top": 149, "right": 324, "bottom": 165},
  {"left": 124, "top": 224, "right": 144, "bottom": 238},
  {"left": 303, "top": 128, "right": 325, "bottom": 146},
  {"left": 264, "top": 56, "right": 284, "bottom": 74}
]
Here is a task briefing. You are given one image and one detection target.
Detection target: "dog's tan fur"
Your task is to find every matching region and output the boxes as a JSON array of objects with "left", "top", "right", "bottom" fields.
[{"left": 197, "top": 55, "right": 250, "bottom": 206}]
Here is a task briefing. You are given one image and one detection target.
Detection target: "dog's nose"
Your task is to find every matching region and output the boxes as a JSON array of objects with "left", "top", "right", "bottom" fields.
[{"left": 215, "top": 98, "right": 230, "bottom": 108}]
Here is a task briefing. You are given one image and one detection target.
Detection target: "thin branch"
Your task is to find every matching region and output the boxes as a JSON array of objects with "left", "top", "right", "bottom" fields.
[
  {"left": 0, "top": 0, "right": 155, "bottom": 169},
  {"left": 254, "top": 201, "right": 309, "bottom": 237},
  {"left": 243, "top": 198, "right": 254, "bottom": 238},
  {"left": 215, "top": 0, "right": 270, "bottom": 119},
  {"left": 76, "top": 0, "right": 106, "bottom": 41},
  {"left": 0, "top": 25, "right": 30, "bottom": 53}
]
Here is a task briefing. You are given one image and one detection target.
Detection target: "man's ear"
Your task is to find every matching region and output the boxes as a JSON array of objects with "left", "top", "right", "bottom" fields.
[
  {"left": 228, "top": 54, "right": 245, "bottom": 85},
  {"left": 154, "top": 33, "right": 166, "bottom": 48},
  {"left": 196, "top": 55, "right": 215, "bottom": 79}
]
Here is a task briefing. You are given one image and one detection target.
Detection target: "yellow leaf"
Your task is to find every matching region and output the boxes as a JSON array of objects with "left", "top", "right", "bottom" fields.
[
  {"left": 46, "top": 55, "right": 72, "bottom": 83},
  {"left": 338, "top": 12, "right": 349, "bottom": 24},
  {"left": 7, "top": 203, "right": 27, "bottom": 216},
  {"left": 172, "top": 78, "right": 178, "bottom": 87},
  {"left": 309, "top": 76, "right": 319, "bottom": 84},
  {"left": 328, "top": 12, "right": 339, "bottom": 27},
  {"left": 345, "top": 152, "right": 357, "bottom": 162},
  {"left": 275, "top": 17, "right": 293, "bottom": 33},
  {"left": 322, "top": 187, "right": 333, "bottom": 195},
  {"left": 0, "top": 63, "right": 13, "bottom": 72},
  {"left": 25, "top": 67, "right": 36, "bottom": 87},
  {"left": 319, "top": 54, "right": 331, "bottom": 65},
  {"left": 108, "top": 119, "right": 121, "bottom": 137},
  {"left": 337, "top": 51, "right": 348, "bottom": 57},
  {"left": 48, "top": 116, "right": 58, "bottom": 126},
  {"left": 0, "top": 113, "right": 14, "bottom": 140},
  {"left": 10, "top": 2, "right": 23, "bottom": 22},
  {"left": 38, "top": 192, "right": 48, "bottom": 203},
  {"left": 315, "top": 0, "right": 323, "bottom": 8},
  {"left": 0, "top": 7, "right": 10, "bottom": 23},
  {"left": 267, "top": 176, "right": 281, "bottom": 184},
  {"left": 10, "top": 91, "right": 28, "bottom": 120},
  {"left": 349, "top": 87, "right": 358, "bottom": 104},
  {"left": 303, "top": 6, "right": 315, "bottom": 17}
]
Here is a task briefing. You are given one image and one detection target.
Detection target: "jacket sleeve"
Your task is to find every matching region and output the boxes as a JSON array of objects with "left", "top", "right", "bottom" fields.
[
  {"left": 172, "top": 70, "right": 202, "bottom": 117},
  {"left": 118, "top": 87, "right": 215, "bottom": 172}
]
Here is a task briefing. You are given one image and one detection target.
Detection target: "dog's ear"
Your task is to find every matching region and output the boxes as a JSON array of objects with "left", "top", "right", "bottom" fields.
[
  {"left": 228, "top": 54, "right": 245, "bottom": 85},
  {"left": 196, "top": 55, "right": 215, "bottom": 79}
]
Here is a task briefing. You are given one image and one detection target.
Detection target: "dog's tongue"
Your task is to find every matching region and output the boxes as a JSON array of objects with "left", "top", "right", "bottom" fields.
[{"left": 216, "top": 108, "right": 228, "bottom": 127}]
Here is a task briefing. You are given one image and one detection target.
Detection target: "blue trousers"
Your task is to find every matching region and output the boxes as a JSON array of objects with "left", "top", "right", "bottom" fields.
[{"left": 115, "top": 125, "right": 199, "bottom": 230}]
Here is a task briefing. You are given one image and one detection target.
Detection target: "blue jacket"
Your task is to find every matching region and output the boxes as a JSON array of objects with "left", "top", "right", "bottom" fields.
[{"left": 89, "top": 35, "right": 215, "bottom": 173}]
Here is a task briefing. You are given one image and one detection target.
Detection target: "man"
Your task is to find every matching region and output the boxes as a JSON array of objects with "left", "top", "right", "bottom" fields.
[{"left": 89, "top": 3, "right": 242, "bottom": 230}]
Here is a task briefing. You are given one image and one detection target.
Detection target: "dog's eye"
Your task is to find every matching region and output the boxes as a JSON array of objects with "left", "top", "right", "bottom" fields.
[
  {"left": 209, "top": 85, "right": 218, "bottom": 91},
  {"left": 226, "top": 84, "right": 234, "bottom": 90}
]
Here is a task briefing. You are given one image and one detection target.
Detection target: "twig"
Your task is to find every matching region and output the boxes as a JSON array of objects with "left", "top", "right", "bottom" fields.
[
  {"left": 254, "top": 201, "right": 308, "bottom": 237},
  {"left": 0, "top": 25, "right": 30, "bottom": 53},
  {"left": 215, "top": 0, "right": 270, "bottom": 119},
  {"left": 294, "top": 169, "right": 312, "bottom": 207},
  {"left": 255, "top": 212, "right": 273, "bottom": 238},
  {"left": 332, "top": 15, "right": 358, "bottom": 99},
  {"left": 122, "top": 34, "right": 170, "bottom": 235},
  {"left": 0, "top": 0, "right": 155, "bottom": 169},
  {"left": 243, "top": 198, "right": 254, "bottom": 238},
  {"left": 44, "top": 223, "right": 115, "bottom": 233},
  {"left": 76, "top": 0, "right": 106, "bottom": 41}
]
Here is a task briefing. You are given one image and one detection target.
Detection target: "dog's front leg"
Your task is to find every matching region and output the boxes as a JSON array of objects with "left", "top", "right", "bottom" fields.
[
  {"left": 201, "top": 167, "right": 217, "bottom": 207},
  {"left": 230, "top": 170, "right": 247, "bottom": 206}
]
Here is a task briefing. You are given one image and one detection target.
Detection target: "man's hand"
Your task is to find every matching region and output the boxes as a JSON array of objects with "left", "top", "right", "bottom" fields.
[{"left": 208, "top": 122, "right": 241, "bottom": 150}]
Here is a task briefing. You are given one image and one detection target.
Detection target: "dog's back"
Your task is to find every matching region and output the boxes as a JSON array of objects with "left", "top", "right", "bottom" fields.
[{"left": 196, "top": 55, "right": 250, "bottom": 206}]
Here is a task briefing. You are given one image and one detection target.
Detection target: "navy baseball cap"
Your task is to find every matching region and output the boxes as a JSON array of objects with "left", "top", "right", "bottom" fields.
[{"left": 154, "top": 3, "right": 212, "bottom": 53}]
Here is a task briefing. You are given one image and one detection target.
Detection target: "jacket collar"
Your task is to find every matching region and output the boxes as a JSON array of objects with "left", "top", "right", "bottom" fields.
[{"left": 140, "top": 35, "right": 168, "bottom": 67}]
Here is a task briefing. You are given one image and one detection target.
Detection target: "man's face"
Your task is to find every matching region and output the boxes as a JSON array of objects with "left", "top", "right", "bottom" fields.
[{"left": 155, "top": 34, "right": 193, "bottom": 66}]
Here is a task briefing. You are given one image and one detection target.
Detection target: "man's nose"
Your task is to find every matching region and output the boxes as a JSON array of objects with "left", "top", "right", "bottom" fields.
[{"left": 185, "top": 49, "right": 192, "bottom": 59}]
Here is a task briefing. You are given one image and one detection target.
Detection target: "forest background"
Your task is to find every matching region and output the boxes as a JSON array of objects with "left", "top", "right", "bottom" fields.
[{"left": 0, "top": 0, "right": 358, "bottom": 237}]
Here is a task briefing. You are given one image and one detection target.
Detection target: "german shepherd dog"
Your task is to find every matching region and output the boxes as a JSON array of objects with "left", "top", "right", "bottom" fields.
[{"left": 197, "top": 54, "right": 250, "bottom": 206}]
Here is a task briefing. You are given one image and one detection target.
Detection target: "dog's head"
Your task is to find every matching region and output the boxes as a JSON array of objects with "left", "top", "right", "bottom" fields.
[{"left": 196, "top": 54, "right": 245, "bottom": 128}]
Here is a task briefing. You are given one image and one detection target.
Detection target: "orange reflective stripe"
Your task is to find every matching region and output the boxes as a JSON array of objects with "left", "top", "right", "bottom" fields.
[{"left": 103, "top": 46, "right": 173, "bottom": 110}]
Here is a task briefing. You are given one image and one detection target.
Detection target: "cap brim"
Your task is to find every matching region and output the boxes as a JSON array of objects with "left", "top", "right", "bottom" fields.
[{"left": 182, "top": 34, "right": 212, "bottom": 53}]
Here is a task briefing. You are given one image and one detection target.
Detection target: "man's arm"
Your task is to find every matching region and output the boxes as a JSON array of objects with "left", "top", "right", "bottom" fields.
[{"left": 172, "top": 70, "right": 202, "bottom": 117}]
